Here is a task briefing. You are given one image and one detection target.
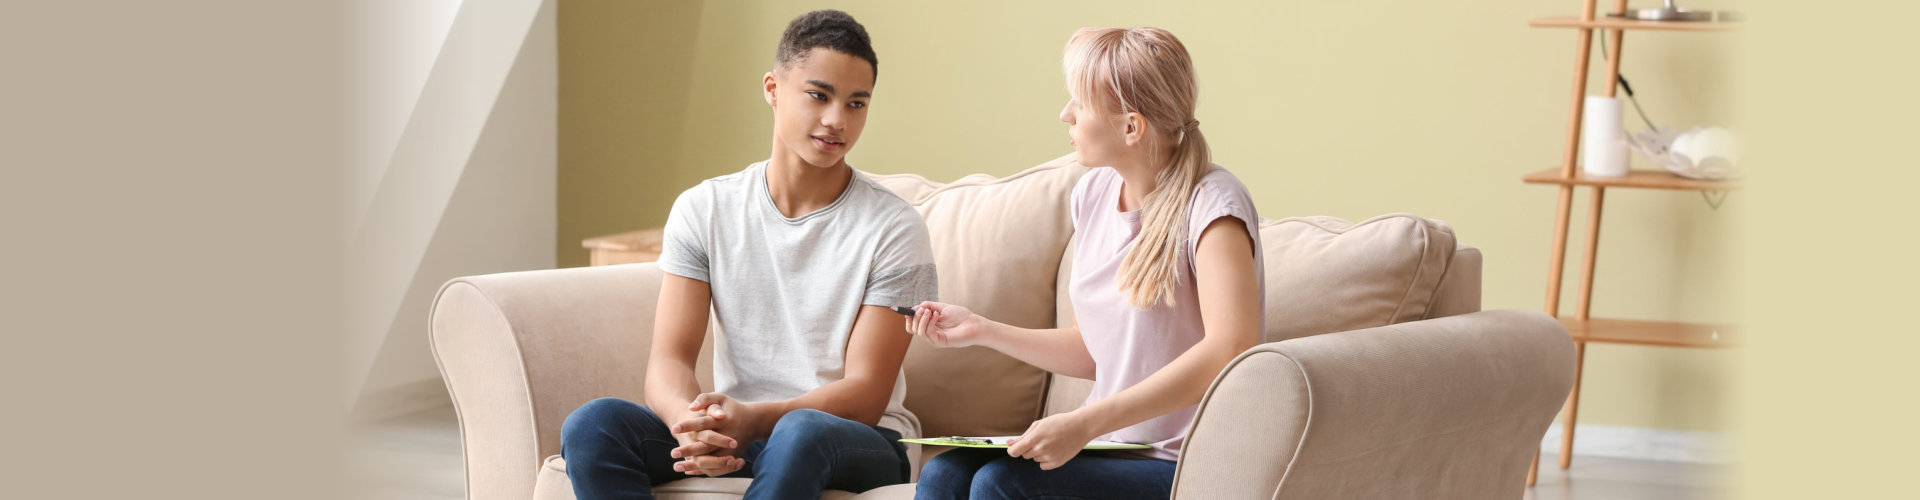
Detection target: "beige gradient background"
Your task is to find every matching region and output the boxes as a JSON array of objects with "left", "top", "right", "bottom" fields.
[
  {"left": 560, "top": 0, "right": 1739, "bottom": 435},
  {"left": 3, "top": 1, "right": 344, "bottom": 499},
  {"left": 0, "top": 1, "right": 1912, "bottom": 498},
  {"left": 344, "top": 0, "right": 559, "bottom": 422}
]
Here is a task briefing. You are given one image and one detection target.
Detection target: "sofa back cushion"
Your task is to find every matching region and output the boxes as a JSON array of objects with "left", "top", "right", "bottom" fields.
[
  {"left": 1042, "top": 213, "right": 1472, "bottom": 416},
  {"left": 864, "top": 155, "right": 1090, "bottom": 438},
  {"left": 1258, "top": 213, "right": 1460, "bottom": 342}
]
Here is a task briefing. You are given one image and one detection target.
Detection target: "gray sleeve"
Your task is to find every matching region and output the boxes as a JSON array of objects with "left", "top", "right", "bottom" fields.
[
  {"left": 655, "top": 187, "right": 711, "bottom": 283},
  {"left": 864, "top": 211, "right": 939, "bottom": 309}
]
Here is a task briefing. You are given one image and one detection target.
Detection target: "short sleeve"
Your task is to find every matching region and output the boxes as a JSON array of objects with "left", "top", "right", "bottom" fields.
[
  {"left": 655, "top": 186, "right": 712, "bottom": 282},
  {"left": 1185, "top": 170, "right": 1261, "bottom": 271},
  {"left": 863, "top": 209, "right": 939, "bottom": 309}
]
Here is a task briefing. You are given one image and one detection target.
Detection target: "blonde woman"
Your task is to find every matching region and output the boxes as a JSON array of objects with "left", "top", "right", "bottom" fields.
[{"left": 907, "top": 27, "right": 1264, "bottom": 499}]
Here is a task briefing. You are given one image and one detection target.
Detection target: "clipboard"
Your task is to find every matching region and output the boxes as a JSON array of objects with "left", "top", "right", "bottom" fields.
[{"left": 900, "top": 436, "right": 1152, "bottom": 450}]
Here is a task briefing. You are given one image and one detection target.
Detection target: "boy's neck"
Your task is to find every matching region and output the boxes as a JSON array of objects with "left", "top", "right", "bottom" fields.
[{"left": 765, "top": 148, "right": 853, "bottom": 219}]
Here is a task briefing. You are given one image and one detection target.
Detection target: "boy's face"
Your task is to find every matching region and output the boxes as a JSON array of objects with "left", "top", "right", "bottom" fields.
[{"left": 764, "top": 48, "right": 874, "bottom": 169}]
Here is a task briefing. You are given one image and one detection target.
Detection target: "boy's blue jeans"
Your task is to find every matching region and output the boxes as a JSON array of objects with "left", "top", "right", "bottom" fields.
[
  {"left": 915, "top": 447, "right": 1177, "bottom": 500},
  {"left": 560, "top": 397, "right": 909, "bottom": 500}
]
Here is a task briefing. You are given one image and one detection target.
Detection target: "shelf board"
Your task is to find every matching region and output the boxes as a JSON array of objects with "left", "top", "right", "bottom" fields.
[
  {"left": 1529, "top": 16, "right": 1739, "bottom": 32},
  {"left": 1557, "top": 317, "right": 1735, "bottom": 348},
  {"left": 1523, "top": 168, "right": 1739, "bottom": 191}
]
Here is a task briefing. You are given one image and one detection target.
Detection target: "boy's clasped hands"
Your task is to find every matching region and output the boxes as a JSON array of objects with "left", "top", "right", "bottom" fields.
[{"left": 667, "top": 392, "right": 763, "bottom": 477}]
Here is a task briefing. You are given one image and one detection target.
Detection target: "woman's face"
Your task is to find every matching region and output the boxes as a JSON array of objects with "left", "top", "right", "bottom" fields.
[{"left": 1059, "top": 96, "right": 1129, "bottom": 168}]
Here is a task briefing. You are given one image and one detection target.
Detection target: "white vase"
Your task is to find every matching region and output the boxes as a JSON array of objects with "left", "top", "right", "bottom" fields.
[{"left": 1582, "top": 96, "right": 1629, "bottom": 177}]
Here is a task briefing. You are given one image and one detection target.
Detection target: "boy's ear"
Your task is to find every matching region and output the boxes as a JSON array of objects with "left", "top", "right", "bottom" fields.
[{"left": 763, "top": 72, "right": 779, "bottom": 107}]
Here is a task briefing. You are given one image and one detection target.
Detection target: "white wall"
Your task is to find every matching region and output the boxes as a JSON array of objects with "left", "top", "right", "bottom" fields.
[{"left": 345, "top": 0, "right": 556, "bottom": 418}]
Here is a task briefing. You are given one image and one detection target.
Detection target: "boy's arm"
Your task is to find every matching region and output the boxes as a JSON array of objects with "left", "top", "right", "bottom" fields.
[
  {"left": 742, "top": 304, "right": 909, "bottom": 433},
  {"left": 644, "top": 273, "right": 714, "bottom": 432}
]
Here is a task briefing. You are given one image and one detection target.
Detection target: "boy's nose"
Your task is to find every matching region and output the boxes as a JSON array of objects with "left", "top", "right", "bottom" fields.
[{"left": 821, "top": 109, "right": 846, "bottom": 131}]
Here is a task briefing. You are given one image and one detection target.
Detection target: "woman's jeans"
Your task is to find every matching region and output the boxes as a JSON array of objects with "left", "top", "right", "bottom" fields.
[
  {"left": 560, "top": 397, "right": 909, "bottom": 500},
  {"left": 915, "top": 447, "right": 1177, "bottom": 500}
]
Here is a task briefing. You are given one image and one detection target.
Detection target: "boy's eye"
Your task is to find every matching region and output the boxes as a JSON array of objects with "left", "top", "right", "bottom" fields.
[
  {"left": 807, "top": 91, "right": 827, "bottom": 101},
  {"left": 849, "top": 101, "right": 866, "bottom": 109}
]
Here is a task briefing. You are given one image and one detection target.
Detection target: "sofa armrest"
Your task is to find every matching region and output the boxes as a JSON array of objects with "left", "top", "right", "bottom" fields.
[
  {"left": 1171, "top": 309, "right": 1574, "bottom": 500},
  {"left": 430, "top": 263, "right": 696, "bottom": 500}
]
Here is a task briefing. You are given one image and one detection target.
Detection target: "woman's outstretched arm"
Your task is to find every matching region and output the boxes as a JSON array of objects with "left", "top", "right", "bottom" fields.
[{"left": 907, "top": 304, "right": 1096, "bottom": 380}]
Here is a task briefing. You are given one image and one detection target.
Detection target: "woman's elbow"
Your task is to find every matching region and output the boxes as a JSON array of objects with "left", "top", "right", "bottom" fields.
[
  {"left": 1233, "top": 333, "right": 1262, "bottom": 354},
  {"left": 1209, "top": 330, "right": 1262, "bottom": 364}
]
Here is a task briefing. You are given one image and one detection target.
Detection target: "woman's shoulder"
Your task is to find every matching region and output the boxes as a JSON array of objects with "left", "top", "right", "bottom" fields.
[
  {"left": 1074, "top": 165, "right": 1119, "bottom": 196},
  {"left": 1071, "top": 166, "right": 1119, "bottom": 218},
  {"left": 1192, "top": 164, "right": 1257, "bottom": 209}
]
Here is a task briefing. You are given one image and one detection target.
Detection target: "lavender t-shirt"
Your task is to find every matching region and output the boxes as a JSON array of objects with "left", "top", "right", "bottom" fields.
[{"left": 1068, "top": 165, "right": 1265, "bottom": 461}]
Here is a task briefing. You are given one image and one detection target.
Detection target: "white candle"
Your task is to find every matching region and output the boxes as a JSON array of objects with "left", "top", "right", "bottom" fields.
[{"left": 1582, "top": 95, "right": 1629, "bottom": 177}]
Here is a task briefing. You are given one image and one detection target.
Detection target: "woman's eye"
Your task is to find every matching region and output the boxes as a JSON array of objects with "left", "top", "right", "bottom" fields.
[
  {"left": 807, "top": 91, "right": 827, "bottom": 101},
  {"left": 849, "top": 101, "right": 866, "bottom": 109}
]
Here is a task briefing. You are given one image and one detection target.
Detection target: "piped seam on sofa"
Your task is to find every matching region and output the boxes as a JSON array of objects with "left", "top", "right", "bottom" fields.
[
  {"left": 1382, "top": 219, "right": 1433, "bottom": 324},
  {"left": 1420, "top": 245, "right": 1467, "bottom": 321},
  {"left": 429, "top": 278, "right": 542, "bottom": 500},
  {"left": 1169, "top": 348, "right": 1314, "bottom": 500},
  {"left": 1269, "top": 350, "right": 1316, "bottom": 500},
  {"left": 1259, "top": 213, "right": 1454, "bottom": 331},
  {"left": 874, "top": 156, "right": 1085, "bottom": 206}
]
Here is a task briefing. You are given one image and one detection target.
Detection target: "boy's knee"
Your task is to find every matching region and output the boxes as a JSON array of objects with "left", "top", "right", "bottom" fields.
[
  {"left": 561, "top": 397, "right": 648, "bottom": 445},
  {"left": 768, "top": 408, "right": 859, "bottom": 446},
  {"left": 773, "top": 408, "right": 840, "bottom": 431}
]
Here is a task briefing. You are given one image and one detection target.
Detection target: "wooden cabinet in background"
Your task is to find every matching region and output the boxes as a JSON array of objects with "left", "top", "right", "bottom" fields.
[{"left": 582, "top": 227, "right": 663, "bottom": 266}]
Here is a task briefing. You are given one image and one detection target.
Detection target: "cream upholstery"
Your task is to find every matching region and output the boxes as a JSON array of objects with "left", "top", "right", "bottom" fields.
[
  {"left": 866, "top": 157, "right": 1088, "bottom": 440},
  {"left": 1257, "top": 214, "right": 1460, "bottom": 342},
  {"left": 431, "top": 155, "right": 1573, "bottom": 500},
  {"left": 1170, "top": 310, "right": 1574, "bottom": 500}
]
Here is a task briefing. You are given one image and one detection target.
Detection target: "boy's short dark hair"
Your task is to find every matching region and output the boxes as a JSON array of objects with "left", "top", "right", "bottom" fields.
[{"left": 775, "top": 10, "right": 878, "bottom": 81}]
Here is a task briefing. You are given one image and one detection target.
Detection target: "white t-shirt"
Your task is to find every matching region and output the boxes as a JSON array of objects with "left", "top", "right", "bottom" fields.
[{"left": 656, "top": 161, "right": 935, "bottom": 437}]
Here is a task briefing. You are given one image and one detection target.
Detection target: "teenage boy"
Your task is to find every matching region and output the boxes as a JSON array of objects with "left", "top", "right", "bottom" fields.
[{"left": 558, "top": 9, "right": 934, "bottom": 500}]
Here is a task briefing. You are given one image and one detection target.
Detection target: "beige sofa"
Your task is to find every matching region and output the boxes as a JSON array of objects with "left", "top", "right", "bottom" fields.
[{"left": 431, "top": 156, "right": 1575, "bottom": 500}]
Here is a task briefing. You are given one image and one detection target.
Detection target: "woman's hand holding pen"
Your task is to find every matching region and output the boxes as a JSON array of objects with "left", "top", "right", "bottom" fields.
[{"left": 904, "top": 301, "right": 987, "bottom": 348}]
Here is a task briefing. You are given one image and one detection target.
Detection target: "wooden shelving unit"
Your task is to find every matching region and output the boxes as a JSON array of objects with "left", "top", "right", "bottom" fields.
[
  {"left": 1528, "top": 15, "right": 1739, "bottom": 32},
  {"left": 1557, "top": 317, "right": 1733, "bottom": 348},
  {"left": 1521, "top": 1, "right": 1739, "bottom": 488},
  {"left": 1522, "top": 167, "right": 1739, "bottom": 191}
]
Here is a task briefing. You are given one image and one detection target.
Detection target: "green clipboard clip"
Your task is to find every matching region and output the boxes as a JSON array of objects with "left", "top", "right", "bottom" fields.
[{"left": 899, "top": 436, "right": 1151, "bottom": 450}]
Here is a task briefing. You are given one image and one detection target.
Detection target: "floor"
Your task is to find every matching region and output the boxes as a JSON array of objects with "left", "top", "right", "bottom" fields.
[
  {"left": 346, "top": 404, "right": 1725, "bottom": 500},
  {"left": 347, "top": 404, "right": 466, "bottom": 500}
]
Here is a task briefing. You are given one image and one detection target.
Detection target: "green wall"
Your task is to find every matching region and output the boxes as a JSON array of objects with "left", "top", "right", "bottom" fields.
[
  {"left": 557, "top": 0, "right": 703, "bottom": 267},
  {"left": 558, "top": 0, "right": 1740, "bottom": 432}
]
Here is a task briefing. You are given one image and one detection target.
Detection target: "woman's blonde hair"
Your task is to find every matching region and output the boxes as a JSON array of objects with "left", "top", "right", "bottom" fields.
[{"left": 1064, "top": 27, "right": 1210, "bottom": 310}]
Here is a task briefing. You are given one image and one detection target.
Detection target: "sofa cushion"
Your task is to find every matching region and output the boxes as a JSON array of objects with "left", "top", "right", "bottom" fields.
[
  {"left": 532, "top": 455, "right": 861, "bottom": 500},
  {"left": 1428, "top": 244, "right": 1483, "bottom": 319},
  {"left": 864, "top": 155, "right": 1090, "bottom": 438},
  {"left": 847, "top": 483, "right": 918, "bottom": 500},
  {"left": 1042, "top": 215, "right": 1472, "bottom": 417},
  {"left": 1258, "top": 213, "right": 1458, "bottom": 342}
]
